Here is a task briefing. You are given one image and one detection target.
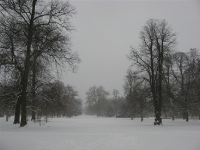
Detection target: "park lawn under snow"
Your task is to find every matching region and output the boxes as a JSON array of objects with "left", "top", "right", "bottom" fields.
[{"left": 0, "top": 115, "right": 200, "bottom": 150}]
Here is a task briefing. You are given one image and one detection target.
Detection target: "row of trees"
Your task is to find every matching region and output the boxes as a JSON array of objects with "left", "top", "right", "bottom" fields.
[
  {"left": 0, "top": 0, "right": 80, "bottom": 127},
  {"left": 127, "top": 19, "right": 200, "bottom": 124},
  {"left": 0, "top": 2, "right": 199, "bottom": 127},
  {"left": 0, "top": 80, "right": 82, "bottom": 121},
  {"left": 84, "top": 19, "right": 200, "bottom": 124},
  {"left": 84, "top": 86, "right": 126, "bottom": 117},
  {"left": 84, "top": 86, "right": 150, "bottom": 119}
]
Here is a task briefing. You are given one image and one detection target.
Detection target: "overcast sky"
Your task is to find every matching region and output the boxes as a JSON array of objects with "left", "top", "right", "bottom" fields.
[{"left": 60, "top": 0, "right": 200, "bottom": 101}]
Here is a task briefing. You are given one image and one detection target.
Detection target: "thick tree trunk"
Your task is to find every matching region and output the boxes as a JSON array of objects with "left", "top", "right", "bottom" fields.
[
  {"left": 155, "top": 35, "right": 164, "bottom": 125},
  {"left": 20, "top": 0, "right": 37, "bottom": 127},
  {"left": 13, "top": 98, "right": 21, "bottom": 124},
  {"left": 20, "top": 88, "right": 27, "bottom": 127},
  {"left": 149, "top": 43, "right": 161, "bottom": 125}
]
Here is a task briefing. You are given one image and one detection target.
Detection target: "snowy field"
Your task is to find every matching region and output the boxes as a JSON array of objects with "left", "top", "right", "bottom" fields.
[{"left": 1, "top": 115, "right": 200, "bottom": 150}]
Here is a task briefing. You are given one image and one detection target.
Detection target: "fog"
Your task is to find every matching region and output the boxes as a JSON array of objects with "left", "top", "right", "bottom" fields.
[{"left": 61, "top": 0, "right": 200, "bottom": 100}]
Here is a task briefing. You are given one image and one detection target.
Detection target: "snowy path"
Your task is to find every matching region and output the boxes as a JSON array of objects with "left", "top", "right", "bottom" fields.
[{"left": 1, "top": 116, "right": 200, "bottom": 150}]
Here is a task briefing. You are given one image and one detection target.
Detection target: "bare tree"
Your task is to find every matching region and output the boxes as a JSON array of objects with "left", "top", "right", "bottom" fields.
[
  {"left": 124, "top": 69, "right": 147, "bottom": 121},
  {"left": 172, "top": 52, "right": 190, "bottom": 121},
  {"left": 124, "top": 69, "right": 139, "bottom": 120},
  {"left": 86, "top": 86, "right": 109, "bottom": 117},
  {"left": 187, "top": 49, "right": 200, "bottom": 119},
  {"left": 0, "top": 0, "right": 80, "bottom": 127},
  {"left": 171, "top": 49, "right": 200, "bottom": 121},
  {"left": 127, "top": 19, "right": 176, "bottom": 125},
  {"left": 162, "top": 55, "right": 176, "bottom": 120},
  {"left": 63, "top": 85, "right": 79, "bottom": 117}
]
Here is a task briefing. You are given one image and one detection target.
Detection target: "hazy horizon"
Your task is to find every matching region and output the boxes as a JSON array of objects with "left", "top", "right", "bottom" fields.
[{"left": 60, "top": 0, "right": 200, "bottom": 101}]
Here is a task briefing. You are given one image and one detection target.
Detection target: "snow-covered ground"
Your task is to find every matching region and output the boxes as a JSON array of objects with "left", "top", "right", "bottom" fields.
[{"left": 1, "top": 115, "right": 200, "bottom": 150}]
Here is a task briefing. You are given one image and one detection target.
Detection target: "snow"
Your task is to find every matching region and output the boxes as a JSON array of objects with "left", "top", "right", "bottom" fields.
[{"left": 1, "top": 115, "right": 200, "bottom": 150}]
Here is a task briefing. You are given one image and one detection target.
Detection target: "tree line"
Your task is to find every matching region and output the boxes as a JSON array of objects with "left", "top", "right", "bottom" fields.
[
  {"left": 0, "top": 0, "right": 80, "bottom": 127},
  {"left": 0, "top": 1, "right": 199, "bottom": 126},
  {"left": 0, "top": 80, "right": 82, "bottom": 120},
  {"left": 83, "top": 86, "right": 150, "bottom": 120},
  {"left": 84, "top": 19, "right": 200, "bottom": 124}
]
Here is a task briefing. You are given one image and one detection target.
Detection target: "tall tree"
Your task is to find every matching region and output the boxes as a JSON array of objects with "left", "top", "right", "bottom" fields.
[
  {"left": 124, "top": 69, "right": 147, "bottom": 121},
  {"left": 124, "top": 69, "right": 138, "bottom": 120},
  {"left": 186, "top": 49, "right": 200, "bottom": 120},
  {"left": 0, "top": 0, "right": 79, "bottom": 127},
  {"left": 86, "top": 86, "right": 109, "bottom": 117},
  {"left": 127, "top": 19, "right": 176, "bottom": 124},
  {"left": 171, "top": 49, "right": 200, "bottom": 121},
  {"left": 63, "top": 85, "right": 79, "bottom": 117},
  {"left": 172, "top": 52, "right": 190, "bottom": 121}
]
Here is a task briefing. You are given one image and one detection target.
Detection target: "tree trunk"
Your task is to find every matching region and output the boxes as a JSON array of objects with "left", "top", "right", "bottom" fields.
[
  {"left": 31, "top": 56, "right": 36, "bottom": 121},
  {"left": 172, "top": 114, "right": 174, "bottom": 121},
  {"left": 149, "top": 43, "right": 160, "bottom": 125},
  {"left": 141, "top": 111, "right": 143, "bottom": 122},
  {"left": 97, "top": 102, "right": 100, "bottom": 117},
  {"left": 186, "top": 111, "right": 189, "bottom": 122},
  {"left": 158, "top": 53, "right": 163, "bottom": 123},
  {"left": 13, "top": 98, "right": 21, "bottom": 124},
  {"left": 140, "top": 100, "right": 143, "bottom": 122},
  {"left": 115, "top": 101, "right": 118, "bottom": 118},
  {"left": 172, "top": 104, "right": 175, "bottom": 121},
  {"left": 31, "top": 110, "right": 36, "bottom": 121},
  {"left": 131, "top": 113, "right": 133, "bottom": 120},
  {"left": 20, "top": 88, "right": 27, "bottom": 127},
  {"left": 156, "top": 35, "right": 164, "bottom": 125},
  {"left": 185, "top": 88, "right": 189, "bottom": 122},
  {"left": 20, "top": 0, "right": 37, "bottom": 127},
  {"left": 6, "top": 112, "right": 9, "bottom": 122},
  {"left": 131, "top": 108, "right": 134, "bottom": 120}
]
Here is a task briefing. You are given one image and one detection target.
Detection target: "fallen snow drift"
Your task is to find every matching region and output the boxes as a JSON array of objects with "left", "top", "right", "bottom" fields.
[{"left": 1, "top": 116, "right": 200, "bottom": 150}]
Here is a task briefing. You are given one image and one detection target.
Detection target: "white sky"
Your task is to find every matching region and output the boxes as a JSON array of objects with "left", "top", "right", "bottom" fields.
[{"left": 60, "top": 0, "right": 200, "bottom": 101}]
